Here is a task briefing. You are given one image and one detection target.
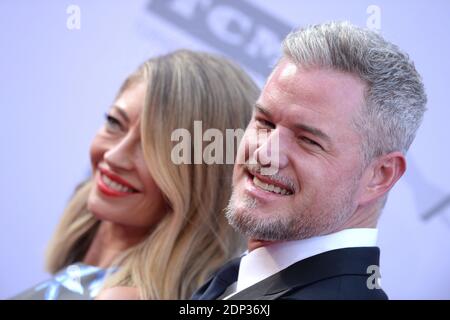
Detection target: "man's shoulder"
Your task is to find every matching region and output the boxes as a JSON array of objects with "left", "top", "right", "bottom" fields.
[
  {"left": 227, "top": 246, "right": 387, "bottom": 300},
  {"left": 281, "top": 274, "right": 388, "bottom": 300}
]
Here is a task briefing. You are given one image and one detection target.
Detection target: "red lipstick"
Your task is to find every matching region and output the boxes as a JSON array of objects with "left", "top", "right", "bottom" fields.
[{"left": 96, "top": 167, "right": 139, "bottom": 197}]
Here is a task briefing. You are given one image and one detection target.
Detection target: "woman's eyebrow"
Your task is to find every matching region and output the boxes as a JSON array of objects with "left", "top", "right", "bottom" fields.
[{"left": 112, "top": 105, "right": 130, "bottom": 124}]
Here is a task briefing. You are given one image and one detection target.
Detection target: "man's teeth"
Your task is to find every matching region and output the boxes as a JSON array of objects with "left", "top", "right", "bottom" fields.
[
  {"left": 101, "top": 174, "right": 134, "bottom": 193},
  {"left": 253, "top": 176, "right": 292, "bottom": 195}
]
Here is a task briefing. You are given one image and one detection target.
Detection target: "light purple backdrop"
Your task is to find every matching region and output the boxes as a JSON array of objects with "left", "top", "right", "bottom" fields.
[{"left": 1, "top": 0, "right": 449, "bottom": 299}]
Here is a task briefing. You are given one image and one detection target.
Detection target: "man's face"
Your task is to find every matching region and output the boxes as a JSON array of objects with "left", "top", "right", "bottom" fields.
[{"left": 226, "top": 58, "right": 368, "bottom": 241}]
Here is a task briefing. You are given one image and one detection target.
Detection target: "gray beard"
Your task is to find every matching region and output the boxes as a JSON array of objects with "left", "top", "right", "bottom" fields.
[
  {"left": 225, "top": 188, "right": 356, "bottom": 241},
  {"left": 224, "top": 191, "right": 304, "bottom": 241}
]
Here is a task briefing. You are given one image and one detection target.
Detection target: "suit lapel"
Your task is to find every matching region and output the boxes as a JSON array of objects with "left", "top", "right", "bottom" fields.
[
  {"left": 227, "top": 247, "right": 380, "bottom": 300},
  {"left": 192, "top": 256, "right": 241, "bottom": 300}
]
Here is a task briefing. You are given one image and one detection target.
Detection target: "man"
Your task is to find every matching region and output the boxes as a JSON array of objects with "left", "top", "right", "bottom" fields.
[{"left": 192, "top": 21, "right": 426, "bottom": 300}]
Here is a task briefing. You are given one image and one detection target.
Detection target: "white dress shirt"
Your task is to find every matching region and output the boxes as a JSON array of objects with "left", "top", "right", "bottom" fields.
[{"left": 225, "top": 228, "right": 377, "bottom": 299}]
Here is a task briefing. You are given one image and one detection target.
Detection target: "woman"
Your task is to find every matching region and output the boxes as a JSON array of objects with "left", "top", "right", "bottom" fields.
[{"left": 13, "top": 50, "right": 259, "bottom": 299}]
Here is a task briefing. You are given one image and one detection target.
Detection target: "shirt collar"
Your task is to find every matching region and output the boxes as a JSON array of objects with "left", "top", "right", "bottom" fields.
[{"left": 236, "top": 228, "right": 378, "bottom": 292}]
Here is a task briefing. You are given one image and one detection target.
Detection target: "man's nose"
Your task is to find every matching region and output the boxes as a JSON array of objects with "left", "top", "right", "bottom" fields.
[{"left": 254, "top": 129, "right": 288, "bottom": 174}]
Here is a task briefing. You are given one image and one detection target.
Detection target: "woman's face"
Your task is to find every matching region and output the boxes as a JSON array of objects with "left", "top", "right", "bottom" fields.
[{"left": 87, "top": 82, "right": 167, "bottom": 229}]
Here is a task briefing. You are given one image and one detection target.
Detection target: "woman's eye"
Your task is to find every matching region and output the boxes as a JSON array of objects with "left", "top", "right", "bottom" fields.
[
  {"left": 104, "top": 114, "right": 122, "bottom": 131},
  {"left": 300, "top": 137, "right": 323, "bottom": 149},
  {"left": 255, "top": 118, "right": 275, "bottom": 129}
]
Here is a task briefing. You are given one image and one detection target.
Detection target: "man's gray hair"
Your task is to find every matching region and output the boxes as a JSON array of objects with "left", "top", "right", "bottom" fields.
[{"left": 282, "top": 21, "right": 427, "bottom": 164}]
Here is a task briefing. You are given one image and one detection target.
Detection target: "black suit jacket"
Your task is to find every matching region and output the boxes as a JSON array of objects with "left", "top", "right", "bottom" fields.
[{"left": 193, "top": 247, "right": 388, "bottom": 300}]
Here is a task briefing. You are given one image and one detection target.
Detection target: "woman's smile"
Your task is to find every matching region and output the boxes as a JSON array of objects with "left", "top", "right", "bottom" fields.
[{"left": 96, "top": 166, "right": 140, "bottom": 197}]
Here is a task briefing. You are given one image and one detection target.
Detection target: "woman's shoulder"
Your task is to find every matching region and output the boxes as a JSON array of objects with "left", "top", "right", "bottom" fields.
[{"left": 95, "top": 287, "right": 140, "bottom": 300}]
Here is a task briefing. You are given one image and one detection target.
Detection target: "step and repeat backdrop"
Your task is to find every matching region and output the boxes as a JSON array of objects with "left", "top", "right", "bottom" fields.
[{"left": 1, "top": 0, "right": 449, "bottom": 299}]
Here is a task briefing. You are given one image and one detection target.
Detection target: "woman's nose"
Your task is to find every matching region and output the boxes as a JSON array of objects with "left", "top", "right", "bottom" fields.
[{"left": 103, "top": 136, "right": 136, "bottom": 171}]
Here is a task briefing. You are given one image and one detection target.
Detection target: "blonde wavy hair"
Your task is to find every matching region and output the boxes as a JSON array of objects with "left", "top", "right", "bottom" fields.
[{"left": 45, "top": 50, "right": 259, "bottom": 299}]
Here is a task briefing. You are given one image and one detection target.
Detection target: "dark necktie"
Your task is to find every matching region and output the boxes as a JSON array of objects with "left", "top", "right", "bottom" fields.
[{"left": 191, "top": 257, "right": 241, "bottom": 300}]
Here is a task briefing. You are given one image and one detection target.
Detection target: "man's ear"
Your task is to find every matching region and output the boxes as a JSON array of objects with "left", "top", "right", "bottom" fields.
[{"left": 359, "top": 151, "right": 406, "bottom": 205}]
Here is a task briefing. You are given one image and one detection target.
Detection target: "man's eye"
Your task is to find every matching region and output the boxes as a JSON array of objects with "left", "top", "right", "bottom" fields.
[
  {"left": 255, "top": 118, "right": 275, "bottom": 129},
  {"left": 104, "top": 114, "right": 122, "bottom": 131},
  {"left": 300, "top": 137, "right": 323, "bottom": 149}
]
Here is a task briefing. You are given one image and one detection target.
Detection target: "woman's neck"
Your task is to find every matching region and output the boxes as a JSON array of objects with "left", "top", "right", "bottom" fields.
[{"left": 82, "top": 221, "right": 148, "bottom": 268}]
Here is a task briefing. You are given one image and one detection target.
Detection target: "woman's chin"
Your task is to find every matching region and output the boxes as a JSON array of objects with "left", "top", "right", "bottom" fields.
[{"left": 87, "top": 197, "right": 113, "bottom": 222}]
